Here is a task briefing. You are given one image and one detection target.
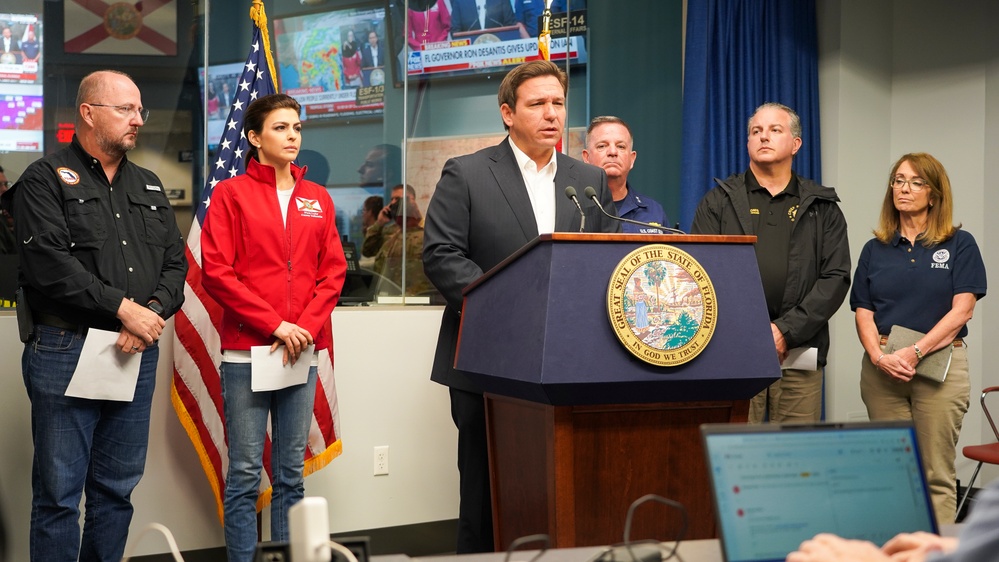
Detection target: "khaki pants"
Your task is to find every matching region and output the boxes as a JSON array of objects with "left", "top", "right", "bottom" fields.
[
  {"left": 860, "top": 345, "right": 970, "bottom": 524},
  {"left": 748, "top": 368, "right": 824, "bottom": 423}
]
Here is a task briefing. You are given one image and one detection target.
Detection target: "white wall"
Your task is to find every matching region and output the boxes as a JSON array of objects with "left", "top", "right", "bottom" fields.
[
  {"left": 0, "top": 307, "right": 457, "bottom": 560},
  {"left": 818, "top": 0, "right": 999, "bottom": 487}
]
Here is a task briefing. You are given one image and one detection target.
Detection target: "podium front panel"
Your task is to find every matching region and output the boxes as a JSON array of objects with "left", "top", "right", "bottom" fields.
[{"left": 458, "top": 238, "right": 780, "bottom": 405}]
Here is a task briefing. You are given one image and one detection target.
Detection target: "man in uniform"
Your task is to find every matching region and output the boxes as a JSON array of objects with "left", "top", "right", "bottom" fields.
[
  {"left": 691, "top": 102, "right": 850, "bottom": 423},
  {"left": 3, "top": 69, "right": 187, "bottom": 562},
  {"left": 582, "top": 115, "right": 670, "bottom": 232}
]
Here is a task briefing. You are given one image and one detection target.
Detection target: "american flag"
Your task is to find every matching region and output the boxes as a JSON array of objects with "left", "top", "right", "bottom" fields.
[{"left": 171, "top": 16, "right": 342, "bottom": 523}]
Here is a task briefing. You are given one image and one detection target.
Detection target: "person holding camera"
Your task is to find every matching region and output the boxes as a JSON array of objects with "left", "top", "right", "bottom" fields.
[
  {"left": 371, "top": 184, "right": 435, "bottom": 296},
  {"left": 362, "top": 184, "right": 415, "bottom": 258}
]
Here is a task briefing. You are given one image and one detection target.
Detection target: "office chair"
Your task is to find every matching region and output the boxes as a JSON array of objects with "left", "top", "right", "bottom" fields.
[{"left": 956, "top": 385, "right": 999, "bottom": 518}]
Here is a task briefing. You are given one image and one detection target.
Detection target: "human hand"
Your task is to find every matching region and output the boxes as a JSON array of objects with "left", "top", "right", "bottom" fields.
[
  {"left": 786, "top": 534, "right": 889, "bottom": 562},
  {"left": 117, "top": 298, "right": 166, "bottom": 345},
  {"left": 772, "top": 323, "right": 788, "bottom": 363},
  {"left": 882, "top": 532, "right": 957, "bottom": 562},
  {"left": 116, "top": 328, "right": 147, "bottom": 354},
  {"left": 376, "top": 204, "right": 392, "bottom": 226},
  {"left": 877, "top": 353, "right": 916, "bottom": 382},
  {"left": 271, "top": 321, "right": 313, "bottom": 365}
]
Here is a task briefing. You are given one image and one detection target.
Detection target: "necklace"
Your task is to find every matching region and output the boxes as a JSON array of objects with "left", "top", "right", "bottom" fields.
[{"left": 423, "top": 5, "right": 430, "bottom": 37}]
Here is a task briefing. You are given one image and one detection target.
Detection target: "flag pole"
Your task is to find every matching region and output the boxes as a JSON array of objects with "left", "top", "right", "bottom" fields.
[
  {"left": 538, "top": 0, "right": 554, "bottom": 61},
  {"left": 249, "top": 0, "right": 278, "bottom": 90}
]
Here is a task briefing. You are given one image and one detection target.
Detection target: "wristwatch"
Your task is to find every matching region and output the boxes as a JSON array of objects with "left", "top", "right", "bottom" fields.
[
  {"left": 913, "top": 344, "right": 924, "bottom": 361},
  {"left": 147, "top": 300, "right": 165, "bottom": 318}
]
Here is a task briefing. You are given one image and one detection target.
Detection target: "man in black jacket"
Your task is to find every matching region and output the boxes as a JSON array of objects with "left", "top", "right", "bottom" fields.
[{"left": 691, "top": 102, "right": 850, "bottom": 423}]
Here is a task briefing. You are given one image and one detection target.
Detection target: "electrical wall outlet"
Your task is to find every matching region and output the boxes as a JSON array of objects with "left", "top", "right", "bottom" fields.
[{"left": 373, "top": 446, "right": 389, "bottom": 476}]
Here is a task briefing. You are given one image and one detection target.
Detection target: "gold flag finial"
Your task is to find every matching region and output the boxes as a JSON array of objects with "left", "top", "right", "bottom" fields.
[
  {"left": 538, "top": 0, "right": 554, "bottom": 61},
  {"left": 249, "top": 0, "right": 278, "bottom": 91}
]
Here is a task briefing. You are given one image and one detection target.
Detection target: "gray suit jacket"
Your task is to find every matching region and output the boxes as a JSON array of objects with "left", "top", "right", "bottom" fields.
[{"left": 423, "top": 138, "right": 619, "bottom": 393}]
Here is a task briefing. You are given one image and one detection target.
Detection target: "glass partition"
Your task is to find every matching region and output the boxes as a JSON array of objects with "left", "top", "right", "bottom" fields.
[
  {"left": 0, "top": 0, "right": 596, "bottom": 310},
  {"left": 0, "top": 0, "right": 203, "bottom": 309}
]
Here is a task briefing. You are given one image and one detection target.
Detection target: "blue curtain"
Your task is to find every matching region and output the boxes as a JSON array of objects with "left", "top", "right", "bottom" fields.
[{"left": 678, "top": 0, "right": 821, "bottom": 231}]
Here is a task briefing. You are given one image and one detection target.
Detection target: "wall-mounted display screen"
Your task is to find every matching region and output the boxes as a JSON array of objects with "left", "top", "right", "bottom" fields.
[
  {"left": 0, "top": 12, "right": 42, "bottom": 153},
  {"left": 0, "top": 12, "right": 41, "bottom": 85},
  {"left": 274, "top": 3, "right": 386, "bottom": 122},
  {"left": 387, "top": 0, "right": 587, "bottom": 84},
  {"left": 198, "top": 61, "right": 245, "bottom": 150}
]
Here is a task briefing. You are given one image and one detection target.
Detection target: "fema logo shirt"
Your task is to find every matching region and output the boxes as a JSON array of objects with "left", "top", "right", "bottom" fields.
[{"left": 932, "top": 249, "right": 950, "bottom": 269}]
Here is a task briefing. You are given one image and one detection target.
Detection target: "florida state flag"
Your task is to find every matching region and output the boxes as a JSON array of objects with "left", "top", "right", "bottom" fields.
[{"left": 64, "top": 0, "right": 177, "bottom": 56}]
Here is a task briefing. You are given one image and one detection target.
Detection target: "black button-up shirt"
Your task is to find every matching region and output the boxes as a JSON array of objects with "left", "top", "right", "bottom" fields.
[
  {"left": 747, "top": 169, "right": 799, "bottom": 321},
  {"left": 8, "top": 136, "right": 187, "bottom": 330}
]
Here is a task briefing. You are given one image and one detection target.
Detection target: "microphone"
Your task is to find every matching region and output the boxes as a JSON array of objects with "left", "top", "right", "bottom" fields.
[
  {"left": 582, "top": 186, "right": 687, "bottom": 234},
  {"left": 564, "top": 186, "right": 586, "bottom": 232}
]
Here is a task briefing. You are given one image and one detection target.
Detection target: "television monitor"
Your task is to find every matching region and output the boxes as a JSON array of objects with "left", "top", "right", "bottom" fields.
[
  {"left": 0, "top": 12, "right": 42, "bottom": 85},
  {"left": 387, "top": 0, "right": 587, "bottom": 85},
  {"left": 198, "top": 61, "right": 245, "bottom": 150},
  {"left": 274, "top": 3, "right": 387, "bottom": 122},
  {"left": 0, "top": 86, "right": 42, "bottom": 152}
]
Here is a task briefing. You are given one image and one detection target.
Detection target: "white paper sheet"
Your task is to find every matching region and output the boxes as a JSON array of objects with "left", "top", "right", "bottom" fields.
[
  {"left": 781, "top": 347, "right": 818, "bottom": 371},
  {"left": 251, "top": 344, "right": 314, "bottom": 392},
  {"left": 65, "top": 329, "right": 143, "bottom": 401}
]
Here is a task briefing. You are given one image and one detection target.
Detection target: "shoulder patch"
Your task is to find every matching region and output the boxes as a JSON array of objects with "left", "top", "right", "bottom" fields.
[{"left": 57, "top": 167, "right": 80, "bottom": 185}]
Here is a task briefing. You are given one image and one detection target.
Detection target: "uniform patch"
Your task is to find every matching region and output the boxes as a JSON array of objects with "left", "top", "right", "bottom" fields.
[
  {"left": 146, "top": 184, "right": 162, "bottom": 192},
  {"left": 931, "top": 248, "right": 951, "bottom": 269},
  {"left": 788, "top": 204, "right": 799, "bottom": 222},
  {"left": 296, "top": 197, "right": 323, "bottom": 217},
  {"left": 57, "top": 167, "right": 81, "bottom": 185}
]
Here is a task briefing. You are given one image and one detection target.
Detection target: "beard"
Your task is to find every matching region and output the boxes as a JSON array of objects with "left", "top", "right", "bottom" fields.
[{"left": 95, "top": 125, "right": 136, "bottom": 159}]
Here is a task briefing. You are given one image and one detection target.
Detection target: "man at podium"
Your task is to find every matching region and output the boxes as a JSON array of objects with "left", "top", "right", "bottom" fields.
[
  {"left": 691, "top": 102, "right": 850, "bottom": 424},
  {"left": 423, "top": 60, "right": 618, "bottom": 553}
]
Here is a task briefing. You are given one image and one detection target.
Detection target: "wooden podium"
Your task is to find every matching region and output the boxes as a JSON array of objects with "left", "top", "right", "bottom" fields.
[{"left": 455, "top": 234, "right": 780, "bottom": 550}]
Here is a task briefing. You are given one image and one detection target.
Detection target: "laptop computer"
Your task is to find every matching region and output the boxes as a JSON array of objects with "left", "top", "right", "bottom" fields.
[{"left": 701, "top": 421, "right": 938, "bottom": 562}]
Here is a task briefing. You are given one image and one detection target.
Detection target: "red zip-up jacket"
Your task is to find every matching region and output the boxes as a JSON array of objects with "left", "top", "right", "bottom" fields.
[{"left": 201, "top": 158, "right": 346, "bottom": 353}]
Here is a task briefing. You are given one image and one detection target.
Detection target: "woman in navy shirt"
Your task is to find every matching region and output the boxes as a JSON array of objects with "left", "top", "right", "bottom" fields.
[{"left": 851, "top": 153, "right": 987, "bottom": 524}]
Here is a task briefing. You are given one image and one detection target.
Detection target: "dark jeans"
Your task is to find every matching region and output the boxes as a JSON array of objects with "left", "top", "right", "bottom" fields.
[{"left": 23, "top": 325, "right": 158, "bottom": 562}]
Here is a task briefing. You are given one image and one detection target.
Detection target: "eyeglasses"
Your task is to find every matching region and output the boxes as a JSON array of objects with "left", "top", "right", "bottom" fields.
[
  {"left": 891, "top": 177, "right": 929, "bottom": 192},
  {"left": 0, "top": 181, "right": 11, "bottom": 189},
  {"left": 87, "top": 103, "right": 149, "bottom": 122}
]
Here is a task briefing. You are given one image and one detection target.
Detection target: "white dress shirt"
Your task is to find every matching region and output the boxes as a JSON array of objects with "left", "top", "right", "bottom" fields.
[{"left": 508, "top": 137, "right": 557, "bottom": 234}]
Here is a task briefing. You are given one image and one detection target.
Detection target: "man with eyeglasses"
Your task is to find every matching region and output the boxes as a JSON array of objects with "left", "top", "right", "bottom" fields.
[
  {"left": 691, "top": 102, "right": 851, "bottom": 424},
  {"left": 0, "top": 69, "right": 187, "bottom": 562}
]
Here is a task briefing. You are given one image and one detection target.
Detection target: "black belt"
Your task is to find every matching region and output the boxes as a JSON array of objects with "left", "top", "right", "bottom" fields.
[{"left": 33, "top": 312, "right": 80, "bottom": 331}]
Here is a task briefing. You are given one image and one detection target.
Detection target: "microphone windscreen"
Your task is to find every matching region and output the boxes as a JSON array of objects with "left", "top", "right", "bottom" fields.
[
  {"left": 564, "top": 186, "right": 577, "bottom": 198},
  {"left": 583, "top": 186, "right": 597, "bottom": 199}
]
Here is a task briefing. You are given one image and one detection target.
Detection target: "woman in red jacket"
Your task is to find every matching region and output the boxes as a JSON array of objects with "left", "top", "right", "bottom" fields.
[{"left": 201, "top": 93, "right": 346, "bottom": 562}]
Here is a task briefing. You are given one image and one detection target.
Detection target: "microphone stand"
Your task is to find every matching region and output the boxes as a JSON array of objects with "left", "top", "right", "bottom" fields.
[{"left": 582, "top": 186, "right": 686, "bottom": 234}]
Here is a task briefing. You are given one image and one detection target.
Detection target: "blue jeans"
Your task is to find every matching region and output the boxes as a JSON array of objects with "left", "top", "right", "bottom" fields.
[
  {"left": 221, "top": 361, "right": 318, "bottom": 562},
  {"left": 22, "top": 325, "right": 158, "bottom": 562}
]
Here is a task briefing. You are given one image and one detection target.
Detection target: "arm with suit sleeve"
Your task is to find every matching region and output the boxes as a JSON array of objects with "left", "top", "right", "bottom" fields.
[
  {"left": 423, "top": 156, "right": 485, "bottom": 309},
  {"left": 592, "top": 168, "right": 622, "bottom": 233}
]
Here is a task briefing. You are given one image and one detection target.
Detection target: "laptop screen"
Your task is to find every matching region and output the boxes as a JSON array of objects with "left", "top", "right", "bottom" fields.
[{"left": 701, "top": 421, "right": 938, "bottom": 562}]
